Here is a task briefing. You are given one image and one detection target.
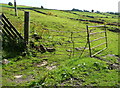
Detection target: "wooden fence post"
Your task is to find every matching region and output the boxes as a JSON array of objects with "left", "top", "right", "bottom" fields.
[
  {"left": 24, "top": 11, "right": 30, "bottom": 48},
  {"left": 104, "top": 25, "right": 108, "bottom": 48},
  {"left": 14, "top": 0, "right": 18, "bottom": 16},
  {"left": 86, "top": 25, "right": 92, "bottom": 57},
  {"left": 71, "top": 32, "right": 75, "bottom": 56}
]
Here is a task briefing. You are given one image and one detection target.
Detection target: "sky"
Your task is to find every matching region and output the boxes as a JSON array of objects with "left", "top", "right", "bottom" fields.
[{"left": 0, "top": 0, "right": 119, "bottom": 12}]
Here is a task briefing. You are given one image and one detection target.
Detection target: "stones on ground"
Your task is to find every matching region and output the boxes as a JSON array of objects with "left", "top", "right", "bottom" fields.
[
  {"left": 75, "top": 47, "right": 82, "bottom": 51},
  {"left": 32, "top": 33, "right": 42, "bottom": 40},
  {"left": 34, "top": 46, "right": 41, "bottom": 51},
  {"left": 46, "top": 65, "right": 56, "bottom": 70},
  {"left": 40, "top": 44, "right": 46, "bottom": 53},
  {"left": 66, "top": 50, "right": 72, "bottom": 52},
  {"left": 75, "top": 47, "right": 84, "bottom": 51},
  {"left": 36, "top": 60, "right": 56, "bottom": 70},
  {"left": 2, "top": 59, "right": 10, "bottom": 64},
  {"left": 75, "top": 47, "right": 88, "bottom": 51},
  {"left": 32, "top": 44, "right": 46, "bottom": 53},
  {"left": 35, "top": 36, "right": 42, "bottom": 40},
  {"left": 30, "top": 41, "right": 56, "bottom": 53},
  {"left": 67, "top": 41, "right": 72, "bottom": 43},
  {"left": 14, "top": 75, "right": 23, "bottom": 79},
  {"left": 108, "top": 63, "right": 120, "bottom": 70},
  {"left": 46, "top": 48, "right": 56, "bottom": 52},
  {"left": 39, "top": 44, "right": 56, "bottom": 53},
  {"left": 37, "top": 61, "right": 48, "bottom": 67}
]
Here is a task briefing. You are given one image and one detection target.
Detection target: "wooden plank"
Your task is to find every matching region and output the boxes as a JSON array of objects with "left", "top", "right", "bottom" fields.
[
  {"left": 90, "top": 37, "right": 106, "bottom": 42},
  {"left": 91, "top": 42, "right": 106, "bottom": 50},
  {"left": 2, "top": 29, "right": 13, "bottom": 40},
  {"left": 3, "top": 25, "right": 14, "bottom": 39},
  {"left": 89, "top": 31, "right": 105, "bottom": 35},
  {"left": 2, "top": 14, "right": 23, "bottom": 39},
  {"left": 88, "top": 25, "right": 105, "bottom": 28},
  {"left": 91, "top": 47, "right": 107, "bottom": 57},
  {"left": 2, "top": 18, "right": 18, "bottom": 38}
]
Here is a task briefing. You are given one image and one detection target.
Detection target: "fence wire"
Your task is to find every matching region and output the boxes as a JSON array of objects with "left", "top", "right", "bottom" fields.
[{"left": 39, "top": 28, "right": 88, "bottom": 58}]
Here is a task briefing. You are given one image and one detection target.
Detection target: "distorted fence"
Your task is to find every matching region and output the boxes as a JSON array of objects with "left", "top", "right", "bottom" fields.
[{"left": 86, "top": 25, "right": 108, "bottom": 57}]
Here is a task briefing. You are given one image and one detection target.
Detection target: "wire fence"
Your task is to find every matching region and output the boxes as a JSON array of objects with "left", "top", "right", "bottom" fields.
[{"left": 38, "top": 28, "right": 88, "bottom": 58}]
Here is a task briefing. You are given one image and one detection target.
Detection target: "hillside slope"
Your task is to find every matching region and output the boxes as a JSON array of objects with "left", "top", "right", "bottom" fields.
[{"left": 1, "top": 4, "right": 119, "bottom": 87}]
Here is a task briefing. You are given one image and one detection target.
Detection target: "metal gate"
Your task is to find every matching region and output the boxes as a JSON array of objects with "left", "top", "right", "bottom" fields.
[{"left": 86, "top": 25, "right": 108, "bottom": 57}]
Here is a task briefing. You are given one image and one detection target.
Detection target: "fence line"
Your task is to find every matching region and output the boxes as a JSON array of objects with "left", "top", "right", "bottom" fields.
[
  {"left": 43, "top": 28, "right": 87, "bottom": 33},
  {"left": 39, "top": 25, "right": 108, "bottom": 58},
  {"left": 39, "top": 28, "right": 88, "bottom": 58}
]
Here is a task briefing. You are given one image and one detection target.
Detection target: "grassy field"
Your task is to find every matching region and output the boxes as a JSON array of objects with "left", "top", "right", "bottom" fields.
[{"left": 1, "top": 4, "right": 119, "bottom": 87}]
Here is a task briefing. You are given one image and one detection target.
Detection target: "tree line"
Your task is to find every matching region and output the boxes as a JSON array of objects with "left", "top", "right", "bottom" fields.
[
  {"left": 8, "top": 2, "right": 118, "bottom": 15},
  {"left": 71, "top": 8, "right": 118, "bottom": 15}
]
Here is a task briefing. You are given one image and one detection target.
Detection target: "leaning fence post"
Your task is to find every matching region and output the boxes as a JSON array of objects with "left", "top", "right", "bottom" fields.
[
  {"left": 86, "top": 25, "right": 92, "bottom": 57},
  {"left": 24, "top": 11, "right": 30, "bottom": 49}
]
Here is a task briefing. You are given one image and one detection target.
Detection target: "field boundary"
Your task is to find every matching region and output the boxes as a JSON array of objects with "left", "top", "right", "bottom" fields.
[
  {"left": 40, "top": 25, "right": 108, "bottom": 58},
  {"left": 38, "top": 28, "right": 88, "bottom": 58}
]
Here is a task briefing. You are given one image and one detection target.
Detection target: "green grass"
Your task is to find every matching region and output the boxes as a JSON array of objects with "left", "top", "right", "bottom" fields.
[{"left": 1, "top": 3, "right": 119, "bottom": 87}]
